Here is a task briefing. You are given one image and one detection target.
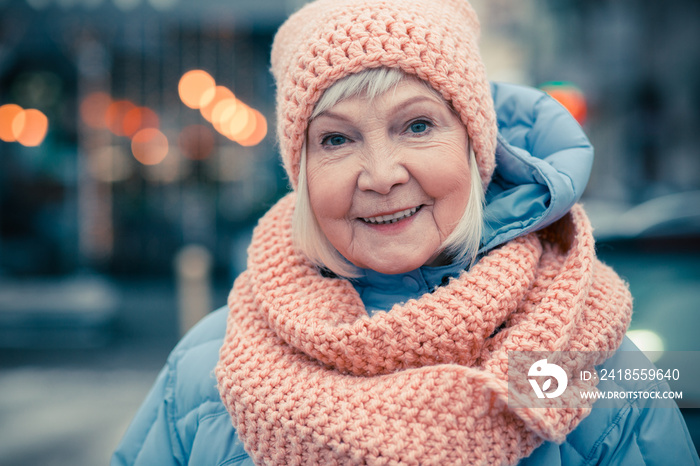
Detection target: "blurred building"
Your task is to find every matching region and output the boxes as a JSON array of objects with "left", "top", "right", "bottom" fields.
[{"left": 0, "top": 0, "right": 306, "bottom": 280}]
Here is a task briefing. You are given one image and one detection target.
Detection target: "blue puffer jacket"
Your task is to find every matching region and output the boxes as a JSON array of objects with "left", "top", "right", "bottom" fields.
[{"left": 112, "top": 83, "right": 700, "bottom": 465}]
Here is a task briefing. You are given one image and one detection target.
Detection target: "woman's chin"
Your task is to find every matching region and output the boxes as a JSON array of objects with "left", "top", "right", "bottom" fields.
[{"left": 358, "top": 257, "right": 427, "bottom": 275}]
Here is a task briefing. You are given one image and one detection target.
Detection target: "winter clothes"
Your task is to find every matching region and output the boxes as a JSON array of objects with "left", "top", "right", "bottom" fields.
[
  {"left": 111, "top": 311, "right": 698, "bottom": 465},
  {"left": 215, "top": 193, "right": 631, "bottom": 464},
  {"left": 111, "top": 82, "right": 700, "bottom": 465}
]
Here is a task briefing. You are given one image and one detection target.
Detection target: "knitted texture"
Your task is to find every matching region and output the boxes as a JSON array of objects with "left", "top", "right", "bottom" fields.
[
  {"left": 216, "top": 195, "right": 633, "bottom": 465},
  {"left": 270, "top": 0, "right": 497, "bottom": 189}
]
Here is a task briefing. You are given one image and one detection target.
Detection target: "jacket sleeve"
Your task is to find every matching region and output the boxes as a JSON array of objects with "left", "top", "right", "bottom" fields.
[
  {"left": 584, "top": 368, "right": 700, "bottom": 466},
  {"left": 110, "top": 360, "right": 183, "bottom": 466},
  {"left": 599, "top": 393, "right": 700, "bottom": 466}
]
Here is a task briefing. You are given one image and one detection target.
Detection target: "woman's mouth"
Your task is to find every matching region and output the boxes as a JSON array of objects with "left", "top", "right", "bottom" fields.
[{"left": 361, "top": 206, "right": 421, "bottom": 225}]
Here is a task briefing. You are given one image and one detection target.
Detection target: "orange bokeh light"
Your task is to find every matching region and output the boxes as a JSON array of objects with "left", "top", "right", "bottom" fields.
[
  {"left": 12, "top": 109, "right": 49, "bottom": 147},
  {"left": 106, "top": 100, "right": 136, "bottom": 137},
  {"left": 80, "top": 92, "right": 112, "bottom": 129},
  {"left": 0, "top": 104, "right": 24, "bottom": 142},
  {"left": 231, "top": 107, "right": 257, "bottom": 142},
  {"left": 237, "top": 109, "right": 268, "bottom": 147},
  {"left": 177, "top": 73, "right": 267, "bottom": 148},
  {"left": 179, "top": 70, "right": 216, "bottom": 109},
  {"left": 131, "top": 128, "right": 169, "bottom": 165},
  {"left": 541, "top": 84, "right": 588, "bottom": 125},
  {"left": 178, "top": 124, "right": 215, "bottom": 161},
  {"left": 211, "top": 98, "right": 238, "bottom": 133},
  {"left": 547, "top": 89, "right": 587, "bottom": 125},
  {"left": 200, "top": 86, "right": 235, "bottom": 123},
  {"left": 225, "top": 102, "right": 251, "bottom": 139},
  {"left": 123, "top": 106, "right": 160, "bottom": 137}
]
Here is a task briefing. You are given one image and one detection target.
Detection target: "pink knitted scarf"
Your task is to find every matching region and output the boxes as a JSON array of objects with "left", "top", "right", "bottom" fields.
[{"left": 216, "top": 194, "right": 632, "bottom": 465}]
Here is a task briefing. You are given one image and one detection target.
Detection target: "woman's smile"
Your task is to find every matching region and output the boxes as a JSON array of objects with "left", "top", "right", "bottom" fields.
[{"left": 360, "top": 205, "right": 422, "bottom": 225}]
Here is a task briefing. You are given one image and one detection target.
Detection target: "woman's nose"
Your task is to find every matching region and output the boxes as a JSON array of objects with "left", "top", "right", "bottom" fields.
[{"left": 357, "top": 145, "right": 410, "bottom": 194}]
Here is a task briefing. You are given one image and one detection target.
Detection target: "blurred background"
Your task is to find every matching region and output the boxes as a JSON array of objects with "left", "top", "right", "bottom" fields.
[{"left": 0, "top": 0, "right": 698, "bottom": 464}]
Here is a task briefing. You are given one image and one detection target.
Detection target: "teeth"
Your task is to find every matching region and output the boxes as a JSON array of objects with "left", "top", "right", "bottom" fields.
[{"left": 362, "top": 207, "right": 419, "bottom": 225}]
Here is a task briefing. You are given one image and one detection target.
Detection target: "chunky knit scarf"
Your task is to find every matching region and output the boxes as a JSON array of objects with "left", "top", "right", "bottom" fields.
[{"left": 216, "top": 194, "right": 632, "bottom": 465}]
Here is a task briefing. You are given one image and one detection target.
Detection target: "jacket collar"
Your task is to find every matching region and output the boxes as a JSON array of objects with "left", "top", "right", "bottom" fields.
[{"left": 351, "top": 261, "right": 467, "bottom": 315}]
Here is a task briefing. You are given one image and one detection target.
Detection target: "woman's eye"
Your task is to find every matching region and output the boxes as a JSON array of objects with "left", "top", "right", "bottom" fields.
[
  {"left": 322, "top": 134, "right": 348, "bottom": 146},
  {"left": 408, "top": 120, "right": 429, "bottom": 134}
]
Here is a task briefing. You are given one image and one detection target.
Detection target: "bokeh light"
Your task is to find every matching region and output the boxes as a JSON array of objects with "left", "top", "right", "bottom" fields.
[
  {"left": 178, "top": 124, "right": 215, "bottom": 161},
  {"left": 178, "top": 70, "right": 216, "bottom": 109},
  {"left": 231, "top": 107, "right": 257, "bottom": 142},
  {"left": 123, "top": 106, "right": 160, "bottom": 137},
  {"left": 87, "top": 145, "right": 134, "bottom": 183},
  {"left": 142, "top": 135, "right": 190, "bottom": 184},
  {"left": 626, "top": 329, "right": 665, "bottom": 362},
  {"left": 199, "top": 86, "right": 234, "bottom": 123},
  {"left": 178, "top": 73, "right": 268, "bottom": 147},
  {"left": 131, "top": 128, "right": 169, "bottom": 165},
  {"left": 211, "top": 98, "right": 238, "bottom": 134},
  {"left": 106, "top": 100, "right": 136, "bottom": 137},
  {"left": 540, "top": 82, "right": 587, "bottom": 125},
  {"left": 225, "top": 102, "right": 250, "bottom": 139},
  {"left": 80, "top": 92, "right": 112, "bottom": 129},
  {"left": 0, "top": 104, "right": 24, "bottom": 142},
  {"left": 237, "top": 109, "right": 268, "bottom": 147},
  {"left": 12, "top": 108, "right": 49, "bottom": 147}
]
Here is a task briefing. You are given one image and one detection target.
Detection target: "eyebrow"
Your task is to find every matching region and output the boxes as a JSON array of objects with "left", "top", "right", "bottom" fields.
[{"left": 314, "top": 94, "right": 443, "bottom": 122}]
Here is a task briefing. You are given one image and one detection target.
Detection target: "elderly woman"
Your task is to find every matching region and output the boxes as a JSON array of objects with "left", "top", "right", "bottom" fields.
[{"left": 113, "top": 0, "right": 699, "bottom": 464}]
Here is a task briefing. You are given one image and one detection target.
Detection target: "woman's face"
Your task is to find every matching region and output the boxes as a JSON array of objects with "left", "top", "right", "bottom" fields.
[{"left": 305, "top": 78, "right": 472, "bottom": 275}]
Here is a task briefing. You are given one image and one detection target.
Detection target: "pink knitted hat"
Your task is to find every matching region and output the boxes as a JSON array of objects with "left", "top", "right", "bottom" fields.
[{"left": 271, "top": 0, "right": 498, "bottom": 189}]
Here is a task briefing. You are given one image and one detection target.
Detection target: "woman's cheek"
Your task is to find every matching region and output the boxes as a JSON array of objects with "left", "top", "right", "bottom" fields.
[
  {"left": 411, "top": 156, "right": 470, "bottom": 198},
  {"left": 307, "top": 161, "right": 355, "bottom": 220}
]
